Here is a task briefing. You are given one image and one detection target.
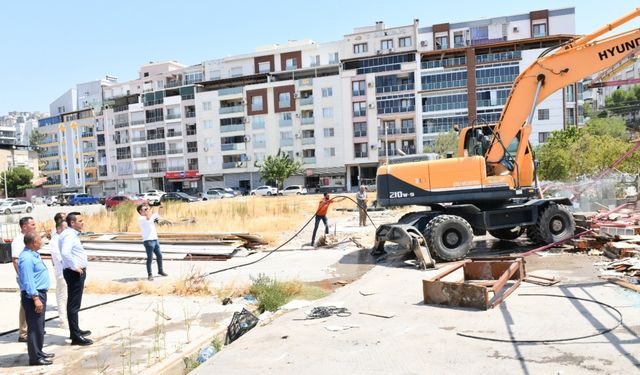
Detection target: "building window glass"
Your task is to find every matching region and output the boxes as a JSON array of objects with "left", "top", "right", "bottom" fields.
[
  {"left": 329, "top": 52, "right": 339, "bottom": 64},
  {"left": 285, "top": 58, "right": 298, "bottom": 70},
  {"left": 399, "top": 37, "right": 411, "bottom": 48},
  {"left": 533, "top": 23, "right": 547, "bottom": 37},
  {"left": 202, "top": 101, "right": 212, "bottom": 111},
  {"left": 322, "top": 87, "right": 333, "bottom": 97},
  {"left": 353, "top": 102, "right": 367, "bottom": 117},
  {"left": 209, "top": 70, "right": 221, "bottom": 80},
  {"left": 230, "top": 66, "right": 243, "bottom": 77},
  {"left": 435, "top": 35, "right": 448, "bottom": 50},
  {"left": 322, "top": 107, "right": 333, "bottom": 118},
  {"left": 323, "top": 128, "right": 335, "bottom": 137},
  {"left": 324, "top": 147, "right": 335, "bottom": 157},
  {"left": 258, "top": 61, "right": 270, "bottom": 73},
  {"left": 203, "top": 120, "right": 214, "bottom": 129},
  {"left": 309, "top": 55, "right": 320, "bottom": 67},
  {"left": 353, "top": 43, "right": 368, "bottom": 54},
  {"left": 353, "top": 122, "right": 367, "bottom": 137},
  {"left": 251, "top": 96, "right": 264, "bottom": 112},
  {"left": 538, "top": 132, "right": 550, "bottom": 143},
  {"left": 380, "top": 39, "right": 393, "bottom": 50},
  {"left": 538, "top": 108, "right": 550, "bottom": 120},
  {"left": 352, "top": 81, "right": 366, "bottom": 96},
  {"left": 279, "top": 92, "right": 291, "bottom": 108},
  {"left": 454, "top": 32, "right": 465, "bottom": 48}
]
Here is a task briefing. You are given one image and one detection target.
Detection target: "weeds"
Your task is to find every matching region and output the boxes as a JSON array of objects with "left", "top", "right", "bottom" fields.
[
  {"left": 84, "top": 267, "right": 212, "bottom": 296},
  {"left": 115, "top": 202, "right": 136, "bottom": 232},
  {"left": 249, "top": 274, "right": 330, "bottom": 312}
]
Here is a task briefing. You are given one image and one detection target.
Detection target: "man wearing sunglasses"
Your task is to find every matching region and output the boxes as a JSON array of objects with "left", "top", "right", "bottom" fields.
[{"left": 137, "top": 204, "right": 168, "bottom": 281}]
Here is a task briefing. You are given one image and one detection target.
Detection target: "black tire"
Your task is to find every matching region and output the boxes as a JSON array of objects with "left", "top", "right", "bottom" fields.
[
  {"left": 4, "top": 209, "right": 10, "bottom": 215},
  {"left": 423, "top": 215, "right": 473, "bottom": 261},
  {"left": 26, "top": 207, "right": 33, "bottom": 213},
  {"left": 267, "top": 192, "right": 272, "bottom": 196},
  {"left": 202, "top": 198, "right": 208, "bottom": 201},
  {"left": 489, "top": 227, "right": 524, "bottom": 241},
  {"left": 527, "top": 204, "right": 575, "bottom": 244}
]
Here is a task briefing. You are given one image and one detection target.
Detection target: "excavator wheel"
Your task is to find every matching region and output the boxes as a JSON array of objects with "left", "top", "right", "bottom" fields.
[
  {"left": 423, "top": 215, "right": 473, "bottom": 261},
  {"left": 488, "top": 227, "right": 524, "bottom": 241},
  {"left": 527, "top": 204, "right": 575, "bottom": 244}
]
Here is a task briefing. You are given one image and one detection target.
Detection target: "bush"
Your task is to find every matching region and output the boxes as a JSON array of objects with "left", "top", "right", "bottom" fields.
[
  {"left": 249, "top": 274, "right": 292, "bottom": 313},
  {"left": 115, "top": 202, "right": 136, "bottom": 232}
]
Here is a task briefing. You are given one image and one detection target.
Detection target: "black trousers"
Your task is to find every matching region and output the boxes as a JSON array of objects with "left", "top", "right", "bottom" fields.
[
  {"left": 63, "top": 268, "right": 86, "bottom": 340},
  {"left": 21, "top": 290, "right": 47, "bottom": 364}
]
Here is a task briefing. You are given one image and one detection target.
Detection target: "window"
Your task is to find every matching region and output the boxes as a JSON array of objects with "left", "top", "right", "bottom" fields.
[
  {"left": 352, "top": 80, "right": 366, "bottom": 96},
  {"left": 380, "top": 39, "right": 393, "bottom": 50},
  {"left": 353, "top": 102, "right": 367, "bottom": 117},
  {"left": 206, "top": 156, "right": 215, "bottom": 164},
  {"left": 258, "top": 61, "right": 271, "bottom": 73},
  {"left": 322, "top": 107, "right": 333, "bottom": 118},
  {"left": 323, "top": 128, "right": 335, "bottom": 137},
  {"left": 280, "top": 131, "right": 293, "bottom": 140},
  {"left": 533, "top": 22, "right": 547, "bottom": 37},
  {"left": 453, "top": 32, "right": 465, "bottom": 48},
  {"left": 399, "top": 37, "right": 411, "bottom": 48},
  {"left": 353, "top": 43, "right": 368, "bottom": 54},
  {"left": 209, "top": 70, "right": 221, "bottom": 80},
  {"left": 538, "top": 132, "right": 551, "bottom": 143},
  {"left": 202, "top": 101, "right": 212, "bottom": 111},
  {"left": 252, "top": 96, "right": 264, "bottom": 112},
  {"left": 328, "top": 52, "right": 339, "bottom": 64},
  {"left": 184, "top": 72, "right": 203, "bottom": 84},
  {"left": 322, "top": 87, "right": 333, "bottom": 97},
  {"left": 203, "top": 120, "right": 214, "bottom": 129},
  {"left": 309, "top": 55, "right": 320, "bottom": 66},
  {"left": 353, "top": 122, "right": 367, "bottom": 137},
  {"left": 230, "top": 66, "right": 243, "bottom": 77},
  {"left": 538, "top": 108, "right": 550, "bottom": 120},
  {"left": 285, "top": 58, "right": 298, "bottom": 70},
  {"left": 324, "top": 148, "right": 336, "bottom": 157},
  {"left": 435, "top": 35, "right": 448, "bottom": 50},
  {"left": 187, "top": 141, "right": 198, "bottom": 153},
  {"left": 354, "top": 143, "right": 368, "bottom": 158},
  {"left": 279, "top": 92, "right": 291, "bottom": 108},
  {"left": 281, "top": 112, "right": 292, "bottom": 121}
]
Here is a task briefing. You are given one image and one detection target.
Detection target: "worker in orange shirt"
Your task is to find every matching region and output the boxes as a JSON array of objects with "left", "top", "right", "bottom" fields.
[{"left": 311, "top": 193, "right": 345, "bottom": 247}]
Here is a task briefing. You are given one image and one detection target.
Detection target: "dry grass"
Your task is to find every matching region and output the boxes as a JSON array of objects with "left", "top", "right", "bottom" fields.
[
  {"left": 81, "top": 195, "right": 360, "bottom": 244},
  {"left": 84, "top": 267, "right": 212, "bottom": 296}
]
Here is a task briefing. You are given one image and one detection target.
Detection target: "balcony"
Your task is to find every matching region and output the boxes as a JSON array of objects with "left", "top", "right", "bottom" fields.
[
  {"left": 303, "top": 157, "right": 316, "bottom": 164},
  {"left": 132, "top": 136, "right": 146, "bottom": 142},
  {"left": 219, "top": 87, "right": 244, "bottom": 96},
  {"left": 476, "top": 98, "right": 507, "bottom": 108},
  {"left": 81, "top": 132, "right": 95, "bottom": 138},
  {"left": 377, "top": 105, "right": 415, "bottom": 115},
  {"left": 41, "top": 151, "right": 59, "bottom": 158},
  {"left": 354, "top": 130, "right": 367, "bottom": 137},
  {"left": 85, "top": 177, "right": 98, "bottom": 183},
  {"left": 401, "top": 127, "right": 415, "bottom": 134},
  {"left": 165, "top": 80, "right": 183, "bottom": 88},
  {"left": 219, "top": 105, "right": 243, "bottom": 114},
  {"left": 421, "top": 80, "right": 467, "bottom": 91},
  {"left": 166, "top": 131, "right": 183, "bottom": 138},
  {"left": 185, "top": 111, "right": 196, "bottom": 118},
  {"left": 167, "top": 148, "right": 184, "bottom": 155},
  {"left": 299, "top": 97, "right": 314, "bottom": 106},
  {"left": 222, "top": 162, "right": 238, "bottom": 169},
  {"left": 168, "top": 164, "right": 185, "bottom": 171},
  {"left": 146, "top": 116, "right": 163, "bottom": 124},
  {"left": 353, "top": 110, "right": 367, "bottom": 117},
  {"left": 43, "top": 165, "right": 61, "bottom": 172},
  {"left": 421, "top": 56, "right": 467, "bottom": 69},
  {"left": 144, "top": 99, "right": 163, "bottom": 106},
  {"left": 254, "top": 141, "right": 266, "bottom": 149},
  {"left": 221, "top": 143, "right": 246, "bottom": 151},
  {"left": 85, "top": 162, "right": 97, "bottom": 168},
  {"left": 280, "top": 139, "right": 293, "bottom": 147},
  {"left": 220, "top": 124, "right": 245, "bottom": 133},
  {"left": 375, "top": 83, "right": 414, "bottom": 94},
  {"left": 186, "top": 128, "right": 197, "bottom": 136},
  {"left": 166, "top": 113, "right": 182, "bottom": 120},
  {"left": 301, "top": 117, "right": 314, "bottom": 125},
  {"left": 379, "top": 149, "right": 398, "bottom": 156},
  {"left": 114, "top": 121, "right": 129, "bottom": 128},
  {"left": 133, "top": 150, "right": 148, "bottom": 158},
  {"left": 134, "top": 168, "right": 149, "bottom": 174},
  {"left": 131, "top": 119, "right": 145, "bottom": 126},
  {"left": 150, "top": 165, "right": 167, "bottom": 173},
  {"left": 148, "top": 150, "right": 166, "bottom": 157},
  {"left": 147, "top": 133, "right": 165, "bottom": 140},
  {"left": 188, "top": 162, "right": 199, "bottom": 170},
  {"left": 41, "top": 137, "right": 58, "bottom": 145},
  {"left": 279, "top": 118, "right": 292, "bottom": 127},
  {"left": 114, "top": 105, "right": 129, "bottom": 112},
  {"left": 117, "top": 169, "right": 133, "bottom": 176},
  {"left": 354, "top": 151, "right": 368, "bottom": 158},
  {"left": 302, "top": 137, "right": 315, "bottom": 145},
  {"left": 423, "top": 103, "right": 466, "bottom": 112},
  {"left": 297, "top": 78, "right": 313, "bottom": 87},
  {"left": 187, "top": 146, "right": 198, "bottom": 153}
]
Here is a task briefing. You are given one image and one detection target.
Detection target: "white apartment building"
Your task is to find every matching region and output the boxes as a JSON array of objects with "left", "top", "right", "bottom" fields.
[{"left": 39, "top": 7, "right": 579, "bottom": 195}]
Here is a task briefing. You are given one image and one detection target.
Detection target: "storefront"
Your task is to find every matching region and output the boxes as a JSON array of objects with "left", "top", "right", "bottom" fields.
[{"left": 164, "top": 170, "right": 202, "bottom": 195}]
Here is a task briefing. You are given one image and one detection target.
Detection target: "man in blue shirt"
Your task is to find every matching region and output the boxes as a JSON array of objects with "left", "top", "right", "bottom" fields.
[
  {"left": 18, "top": 232, "right": 55, "bottom": 366},
  {"left": 59, "top": 212, "right": 93, "bottom": 346}
]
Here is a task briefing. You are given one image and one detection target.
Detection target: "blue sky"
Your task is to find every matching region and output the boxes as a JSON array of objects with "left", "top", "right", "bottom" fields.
[{"left": 0, "top": 0, "right": 638, "bottom": 114}]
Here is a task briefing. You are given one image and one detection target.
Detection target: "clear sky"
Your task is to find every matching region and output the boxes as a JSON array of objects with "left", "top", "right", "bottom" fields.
[{"left": 0, "top": 0, "right": 638, "bottom": 114}]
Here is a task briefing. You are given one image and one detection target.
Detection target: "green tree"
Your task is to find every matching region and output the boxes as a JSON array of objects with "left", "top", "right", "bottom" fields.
[
  {"left": 423, "top": 131, "right": 458, "bottom": 157},
  {"left": 257, "top": 150, "right": 302, "bottom": 189},
  {"left": 29, "top": 129, "right": 45, "bottom": 154},
  {"left": 2, "top": 167, "right": 33, "bottom": 197}
]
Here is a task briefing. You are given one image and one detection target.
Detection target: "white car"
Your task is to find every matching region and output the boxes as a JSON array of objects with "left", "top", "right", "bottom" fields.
[
  {"left": 250, "top": 185, "right": 278, "bottom": 196},
  {"left": 146, "top": 189, "right": 165, "bottom": 196},
  {"left": 142, "top": 192, "right": 163, "bottom": 205},
  {"left": 202, "top": 189, "right": 234, "bottom": 200},
  {"left": 0, "top": 200, "right": 33, "bottom": 214},
  {"left": 280, "top": 185, "right": 308, "bottom": 196}
]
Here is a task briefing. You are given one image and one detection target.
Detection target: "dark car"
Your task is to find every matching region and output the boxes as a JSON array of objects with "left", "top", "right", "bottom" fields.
[
  {"left": 105, "top": 194, "right": 146, "bottom": 209},
  {"left": 68, "top": 193, "right": 99, "bottom": 206},
  {"left": 160, "top": 192, "right": 198, "bottom": 203}
]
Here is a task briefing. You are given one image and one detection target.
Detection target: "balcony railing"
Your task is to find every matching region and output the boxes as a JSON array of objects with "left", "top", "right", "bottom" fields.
[
  {"left": 168, "top": 148, "right": 184, "bottom": 155},
  {"left": 353, "top": 110, "right": 367, "bottom": 117},
  {"left": 421, "top": 57, "right": 467, "bottom": 69},
  {"left": 117, "top": 169, "right": 133, "bottom": 176},
  {"left": 279, "top": 118, "right": 293, "bottom": 127},
  {"left": 81, "top": 132, "right": 95, "bottom": 138},
  {"left": 280, "top": 139, "right": 293, "bottom": 147},
  {"left": 148, "top": 150, "right": 166, "bottom": 157},
  {"left": 186, "top": 127, "right": 197, "bottom": 136},
  {"left": 41, "top": 152, "right": 59, "bottom": 158},
  {"left": 354, "top": 130, "right": 367, "bottom": 137},
  {"left": 375, "top": 83, "right": 414, "bottom": 94},
  {"left": 185, "top": 111, "right": 196, "bottom": 118},
  {"left": 114, "top": 121, "right": 129, "bottom": 128},
  {"left": 220, "top": 124, "right": 245, "bottom": 133},
  {"left": 299, "top": 97, "right": 314, "bottom": 106},
  {"left": 187, "top": 147, "right": 198, "bottom": 153},
  {"left": 165, "top": 80, "right": 183, "bottom": 88},
  {"left": 401, "top": 127, "right": 415, "bottom": 134},
  {"left": 354, "top": 151, "right": 368, "bottom": 158},
  {"left": 377, "top": 105, "right": 415, "bottom": 114},
  {"left": 219, "top": 87, "right": 243, "bottom": 96},
  {"left": 166, "top": 113, "right": 182, "bottom": 120},
  {"left": 301, "top": 117, "right": 314, "bottom": 125},
  {"left": 85, "top": 177, "right": 98, "bottom": 183},
  {"left": 188, "top": 163, "right": 199, "bottom": 170},
  {"left": 421, "top": 80, "right": 467, "bottom": 91},
  {"left": 147, "top": 133, "right": 165, "bottom": 140},
  {"left": 131, "top": 119, "right": 145, "bottom": 126},
  {"left": 146, "top": 116, "right": 163, "bottom": 123},
  {"left": 221, "top": 143, "right": 246, "bottom": 151},
  {"left": 144, "top": 99, "right": 163, "bottom": 106},
  {"left": 132, "top": 136, "right": 146, "bottom": 142},
  {"left": 297, "top": 78, "right": 313, "bottom": 87},
  {"left": 150, "top": 166, "right": 167, "bottom": 173},
  {"left": 253, "top": 141, "right": 266, "bottom": 149},
  {"left": 219, "top": 105, "right": 243, "bottom": 114},
  {"left": 303, "top": 157, "right": 316, "bottom": 164},
  {"left": 84, "top": 162, "right": 97, "bottom": 168},
  {"left": 166, "top": 131, "right": 183, "bottom": 138},
  {"left": 222, "top": 162, "right": 238, "bottom": 169},
  {"left": 43, "top": 166, "right": 61, "bottom": 171},
  {"left": 423, "top": 103, "right": 467, "bottom": 112},
  {"left": 302, "top": 137, "right": 315, "bottom": 145},
  {"left": 134, "top": 168, "right": 149, "bottom": 174},
  {"left": 133, "top": 151, "right": 148, "bottom": 158}
]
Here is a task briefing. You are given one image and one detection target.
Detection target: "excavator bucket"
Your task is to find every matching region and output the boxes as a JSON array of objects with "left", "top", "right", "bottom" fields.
[{"left": 372, "top": 224, "right": 435, "bottom": 269}]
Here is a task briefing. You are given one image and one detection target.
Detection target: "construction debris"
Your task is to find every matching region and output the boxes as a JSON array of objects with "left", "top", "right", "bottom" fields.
[{"left": 423, "top": 257, "right": 525, "bottom": 310}]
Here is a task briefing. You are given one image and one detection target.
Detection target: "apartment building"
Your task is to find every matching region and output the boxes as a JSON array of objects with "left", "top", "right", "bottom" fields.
[
  {"left": 40, "top": 7, "right": 579, "bottom": 196},
  {"left": 418, "top": 7, "right": 581, "bottom": 147}
]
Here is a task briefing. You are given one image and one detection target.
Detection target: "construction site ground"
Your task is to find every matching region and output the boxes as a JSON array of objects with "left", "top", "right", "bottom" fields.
[{"left": 0, "top": 206, "right": 638, "bottom": 374}]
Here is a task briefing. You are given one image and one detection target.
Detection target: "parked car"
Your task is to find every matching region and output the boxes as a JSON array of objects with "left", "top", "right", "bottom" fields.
[
  {"left": 30, "top": 196, "right": 46, "bottom": 205},
  {"left": 0, "top": 200, "right": 33, "bottom": 214},
  {"left": 231, "top": 187, "right": 248, "bottom": 196},
  {"left": 105, "top": 194, "right": 146, "bottom": 209},
  {"left": 160, "top": 192, "right": 199, "bottom": 203},
  {"left": 146, "top": 189, "right": 165, "bottom": 195},
  {"left": 250, "top": 185, "right": 278, "bottom": 196},
  {"left": 68, "top": 193, "right": 99, "bottom": 206},
  {"left": 209, "top": 187, "right": 238, "bottom": 197},
  {"left": 202, "top": 189, "right": 233, "bottom": 200},
  {"left": 57, "top": 193, "right": 76, "bottom": 206},
  {"left": 98, "top": 196, "right": 107, "bottom": 205},
  {"left": 142, "top": 192, "right": 163, "bottom": 205},
  {"left": 280, "top": 185, "right": 308, "bottom": 196},
  {"left": 45, "top": 195, "right": 59, "bottom": 206}
]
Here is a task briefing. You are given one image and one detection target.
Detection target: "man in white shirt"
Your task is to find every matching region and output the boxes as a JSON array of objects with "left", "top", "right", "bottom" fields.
[
  {"left": 12, "top": 216, "right": 36, "bottom": 342},
  {"left": 49, "top": 213, "right": 68, "bottom": 328},
  {"left": 137, "top": 203, "right": 168, "bottom": 281}
]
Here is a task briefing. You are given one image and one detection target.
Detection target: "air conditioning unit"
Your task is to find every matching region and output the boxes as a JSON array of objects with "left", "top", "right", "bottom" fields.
[
  {"left": 388, "top": 48, "right": 394, "bottom": 53},
  {"left": 293, "top": 92, "right": 300, "bottom": 99},
  {"left": 243, "top": 117, "right": 250, "bottom": 123},
  {"left": 368, "top": 103, "right": 376, "bottom": 109},
  {"left": 420, "top": 40, "right": 427, "bottom": 47},
  {"left": 203, "top": 146, "right": 209, "bottom": 152},
  {"left": 240, "top": 100, "right": 246, "bottom": 105},
  {"left": 295, "top": 133, "right": 301, "bottom": 138},
  {"left": 376, "top": 50, "right": 383, "bottom": 55},
  {"left": 295, "top": 152, "right": 300, "bottom": 156},
  {"left": 513, "top": 26, "right": 519, "bottom": 32},
  {"left": 243, "top": 135, "right": 251, "bottom": 142},
  {"left": 367, "top": 82, "right": 374, "bottom": 88}
]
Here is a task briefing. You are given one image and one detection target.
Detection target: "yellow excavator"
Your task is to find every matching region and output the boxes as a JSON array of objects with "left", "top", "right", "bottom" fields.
[{"left": 374, "top": 8, "right": 640, "bottom": 263}]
